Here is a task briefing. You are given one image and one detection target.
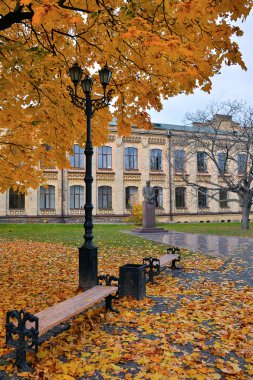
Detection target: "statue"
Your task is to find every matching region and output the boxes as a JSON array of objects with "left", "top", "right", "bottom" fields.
[{"left": 143, "top": 180, "right": 155, "bottom": 204}]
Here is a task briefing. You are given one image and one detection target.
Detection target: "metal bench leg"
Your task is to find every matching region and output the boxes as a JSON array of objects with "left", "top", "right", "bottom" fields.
[
  {"left": 98, "top": 275, "right": 119, "bottom": 313},
  {"left": 168, "top": 247, "right": 181, "bottom": 270},
  {"left": 143, "top": 257, "right": 160, "bottom": 283},
  {"left": 105, "top": 294, "right": 119, "bottom": 313},
  {"left": 170, "top": 258, "right": 180, "bottom": 269},
  {"left": 6, "top": 310, "right": 38, "bottom": 373}
]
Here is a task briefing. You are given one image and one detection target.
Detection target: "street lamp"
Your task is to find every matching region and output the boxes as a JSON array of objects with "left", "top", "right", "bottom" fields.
[{"left": 68, "top": 63, "right": 113, "bottom": 291}]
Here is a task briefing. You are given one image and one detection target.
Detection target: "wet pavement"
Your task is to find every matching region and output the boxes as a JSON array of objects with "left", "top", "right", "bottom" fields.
[{"left": 128, "top": 230, "right": 253, "bottom": 259}]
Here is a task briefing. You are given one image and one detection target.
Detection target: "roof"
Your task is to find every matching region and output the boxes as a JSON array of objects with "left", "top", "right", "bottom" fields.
[
  {"left": 153, "top": 122, "right": 229, "bottom": 135},
  {"left": 109, "top": 119, "right": 229, "bottom": 135},
  {"left": 153, "top": 123, "right": 194, "bottom": 132}
]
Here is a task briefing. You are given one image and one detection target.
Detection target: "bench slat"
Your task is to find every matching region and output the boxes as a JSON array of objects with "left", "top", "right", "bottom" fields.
[
  {"left": 159, "top": 253, "right": 180, "bottom": 267},
  {"left": 35, "top": 285, "right": 118, "bottom": 336}
]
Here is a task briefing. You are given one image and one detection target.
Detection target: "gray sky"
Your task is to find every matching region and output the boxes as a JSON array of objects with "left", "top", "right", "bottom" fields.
[{"left": 149, "top": 16, "right": 253, "bottom": 125}]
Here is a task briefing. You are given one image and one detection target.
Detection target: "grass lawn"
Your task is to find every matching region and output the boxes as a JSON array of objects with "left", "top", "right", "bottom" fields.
[
  {"left": 0, "top": 223, "right": 162, "bottom": 249},
  {"left": 1, "top": 222, "right": 253, "bottom": 245},
  {"left": 160, "top": 221, "right": 253, "bottom": 237}
]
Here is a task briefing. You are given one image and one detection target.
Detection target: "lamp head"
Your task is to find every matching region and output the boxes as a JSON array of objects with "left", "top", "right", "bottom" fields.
[
  {"left": 69, "top": 63, "right": 83, "bottom": 86},
  {"left": 81, "top": 76, "right": 93, "bottom": 93},
  {"left": 99, "top": 64, "right": 112, "bottom": 88}
]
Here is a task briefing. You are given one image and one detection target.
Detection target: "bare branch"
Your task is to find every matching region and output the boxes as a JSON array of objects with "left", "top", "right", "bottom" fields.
[{"left": 0, "top": 2, "right": 34, "bottom": 30}]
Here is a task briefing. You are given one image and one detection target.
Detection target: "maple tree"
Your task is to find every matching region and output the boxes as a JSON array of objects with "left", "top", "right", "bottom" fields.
[{"left": 0, "top": 0, "right": 253, "bottom": 192}]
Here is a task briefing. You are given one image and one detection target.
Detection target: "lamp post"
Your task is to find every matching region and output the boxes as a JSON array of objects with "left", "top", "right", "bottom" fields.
[{"left": 68, "top": 63, "right": 113, "bottom": 290}]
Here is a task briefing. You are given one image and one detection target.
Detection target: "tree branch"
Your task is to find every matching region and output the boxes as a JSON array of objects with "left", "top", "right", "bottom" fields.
[
  {"left": 0, "top": 4, "right": 34, "bottom": 31},
  {"left": 57, "top": 0, "right": 94, "bottom": 13}
]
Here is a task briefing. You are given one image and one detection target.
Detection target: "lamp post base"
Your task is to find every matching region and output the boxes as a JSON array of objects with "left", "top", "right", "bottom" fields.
[{"left": 79, "top": 246, "right": 98, "bottom": 291}]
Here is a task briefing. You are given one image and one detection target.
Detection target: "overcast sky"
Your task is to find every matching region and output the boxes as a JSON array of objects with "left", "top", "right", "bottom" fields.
[{"left": 149, "top": 16, "right": 253, "bottom": 125}]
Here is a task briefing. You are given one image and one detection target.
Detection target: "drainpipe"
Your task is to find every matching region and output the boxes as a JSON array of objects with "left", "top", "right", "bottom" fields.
[
  {"left": 61, "top": 169, "right": 68, "bottom": 223},
  {"left": 168, "top": 130, "right": 173, "bottom": 221},
  {"left": 61, "top": 169, "right": 64, "bottom": 221}
]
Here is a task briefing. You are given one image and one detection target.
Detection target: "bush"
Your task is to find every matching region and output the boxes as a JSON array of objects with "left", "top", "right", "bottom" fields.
[{"left": 128, "top": 203, "right": 142, "bottom": 225}]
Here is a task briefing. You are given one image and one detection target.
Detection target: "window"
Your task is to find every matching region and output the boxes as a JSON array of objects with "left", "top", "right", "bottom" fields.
[
  {"left": 219, "top": 190, "right": 228, "bottom": 208},
  {"left": 174, "top": 150, "right": 186, "bottom": 173},
  {"left": 218, "top": 152, "right": 227, "bottom": 174},
  {"left": 9, "top": 189, "right": 25, "bottom": 209},
  {"left": 238, "top": 153, "right": 247, "bottom": 175},
  {"left": 69, "top": 144, "right": 84, "bottom": 169},
  {"left": 70, "top": 186, "right": 84, "bottom": 209},
  {"left": 98, "top": 186, "right": 112, "bottom": 209},
  {"left": 98, "top": 146, "right": 112, "bottom": 169},
  {"left": 175, "top": 187, "right": 186, "bottom": 208},
  {"left": 40, "top": 185, "right": 55, "bottom": 209},
  {"left": 154, "top": 187, "right": 163, "bottom": 208},
  {"left": 125, "top": 147, "right": 138, "bottom": 170},
  {"left": 150, "top": 149, "right": 162, "bottom": 171},
  {"left": 198, "top": 187, "right": 208, "bottom": 208},
  {"left": 197, "top": 152, "right": 208, "bottom": 173},
  {"left": 125, "top": 186, "right": 138, "bottom": 209}
]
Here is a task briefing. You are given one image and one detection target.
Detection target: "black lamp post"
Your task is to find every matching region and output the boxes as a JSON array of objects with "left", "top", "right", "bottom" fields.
[{"left": 68, "top": 63, "right": 113, "bottom": 290}]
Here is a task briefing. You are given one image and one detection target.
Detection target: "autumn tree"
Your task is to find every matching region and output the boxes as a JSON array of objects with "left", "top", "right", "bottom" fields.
[
  {"left": 0, "top": 0, "right": 252, "bottom": 192},
  {"left": 180, "top": 101, "right": 253, "bottom": 230}
]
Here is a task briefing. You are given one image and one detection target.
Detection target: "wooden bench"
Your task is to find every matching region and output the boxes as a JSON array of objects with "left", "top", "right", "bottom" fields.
[
  {"left": 6, "top": 276, "right": 118, "bottom": 372},
  {"left": 143, "top": 247, "right": 181, "bottom": 283}
]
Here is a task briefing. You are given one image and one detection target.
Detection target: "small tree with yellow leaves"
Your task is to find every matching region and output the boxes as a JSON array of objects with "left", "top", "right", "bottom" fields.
[{"left": 128, "top": 203, "right": 143, "bottom": 225}]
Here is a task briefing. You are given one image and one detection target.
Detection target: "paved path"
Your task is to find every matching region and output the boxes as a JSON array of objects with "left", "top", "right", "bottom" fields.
[
  {"left": 129, "top": 230, "right": 253, "bottom": 258},
  {"left": 128, "top": 230, "right": 253, "bottom": 288}
]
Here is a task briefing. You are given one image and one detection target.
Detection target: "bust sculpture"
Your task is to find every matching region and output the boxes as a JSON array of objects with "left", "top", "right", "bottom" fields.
[{"left": 143, "top": 180, "right": 155, "bottom": 204}]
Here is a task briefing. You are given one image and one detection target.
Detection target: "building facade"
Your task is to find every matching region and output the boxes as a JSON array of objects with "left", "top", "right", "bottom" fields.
[{"left": 0, "top": 120, "right": 244, "bottom": 223}]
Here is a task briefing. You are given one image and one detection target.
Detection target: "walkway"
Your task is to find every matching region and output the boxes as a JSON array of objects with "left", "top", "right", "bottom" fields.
[
  {"left": 129, "top": 229, "right": 253, "bottom": 289},
  {"left": 129, "top": 229, "right": 253, "bottom": 258}
]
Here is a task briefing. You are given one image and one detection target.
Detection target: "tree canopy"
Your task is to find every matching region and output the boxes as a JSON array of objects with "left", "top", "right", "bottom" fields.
[{"left": 0, "top": 0, "right": 252, "bottom": 191}]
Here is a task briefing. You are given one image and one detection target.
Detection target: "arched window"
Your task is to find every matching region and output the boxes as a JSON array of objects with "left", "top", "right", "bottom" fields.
[
  {"left": 98, "top": 186, "right": 112, "bottom": 209},
  {"left": 70, "top": 185, "right": 84, "bottom": 209},
  {"left": 69, "top": 145, "right": 84, "bottom": 168},
  {"left": 40, "top": 185, "right": 55, "bottom": 209},
  {"left": 125, "top": 147, "right": 138, "bottom": 170},
  {"left": 175, "top": 187, "right": 186, "bottom": 208},
  {"left": 98, "top": 146, "right": 112, "bottom": 169},
  {"left": 154, "top": 187, "right": 163, "bottom": 208},
  {"left": 9, "top": 189, "right": 25, "bottom": 209},
  {"left": 125, "top": 186, "right": 138, "bottom": 209},
  {"left": 150, "top": 149, "right": 162, "bottom": 170}
]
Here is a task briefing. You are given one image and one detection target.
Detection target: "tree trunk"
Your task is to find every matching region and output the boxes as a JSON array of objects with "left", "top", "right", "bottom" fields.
[{"left": 241, "top": 205, "right": 250, "bottom": 230}]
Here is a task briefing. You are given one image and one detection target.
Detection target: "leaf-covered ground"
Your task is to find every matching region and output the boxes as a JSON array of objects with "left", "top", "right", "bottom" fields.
[{"left": 0, "top": 233, "right": 252, "bottom": 379}]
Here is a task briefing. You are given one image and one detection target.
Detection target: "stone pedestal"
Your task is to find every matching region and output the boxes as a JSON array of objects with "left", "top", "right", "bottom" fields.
[
  {"left": 133, "top": 200, "right": 164, "bottom": 234},
  {"left": 142, "top": 200, "right": 155, "bottom": 228}
]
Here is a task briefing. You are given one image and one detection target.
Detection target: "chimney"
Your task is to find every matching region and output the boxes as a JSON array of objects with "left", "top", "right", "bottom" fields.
[{"left": 213, "top": 114, "right": 232, "bottom": 122}]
